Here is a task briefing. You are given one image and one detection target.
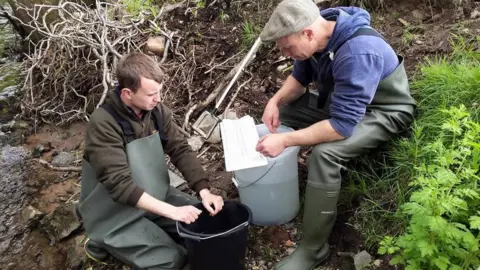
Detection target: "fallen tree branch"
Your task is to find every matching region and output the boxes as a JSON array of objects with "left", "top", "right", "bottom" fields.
[
  {"left": 204, "top": 50, "right": 243, "bottom": 74},
  {"left": 8, "top": 0, "right": 185, "bottom": 126},
  {"left": 223, "top": 74, "right": 253, "bottom": 118},
  {"left": 33, "top": 158, "right": 82, "bottom": 172}
]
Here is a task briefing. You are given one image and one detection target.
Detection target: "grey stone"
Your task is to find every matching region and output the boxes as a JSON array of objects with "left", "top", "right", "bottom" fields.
[
  {"left": 21, "top": 205, "right": 44, "bottom": 228},
  {"left": 354, "top": 250, "right": 373, "bottom": 270},
  {"left": 168, "top": 170, "right": 186, "bottom": 188},
  {"left": 51, "top": 152, "right": 76, "bottom": 166},
  {"left": 187, "top": 135, "right": 204, "bottom": 152},
  {"left": 0, "top": 131, "right": 6, "bottom": 144},
  {"left": 10, "top": 120, "right": 29, "bottom": 131},
  {"left": 40, "top": 201, "right": 81, "bottom": 243},
  {"left": 0, "top": 86, "right": 18, "bottom": 100}
]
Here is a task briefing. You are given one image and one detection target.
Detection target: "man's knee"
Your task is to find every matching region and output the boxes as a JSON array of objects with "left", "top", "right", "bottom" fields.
[
  {"left": 309, "top": 143, "right": 339, "bottom": 165},
  {"left": 306, "top": 143, "right": 344, "bottom": 187},
  {"left": 105, "top": 243, "right": 186, "bottom": 270}
]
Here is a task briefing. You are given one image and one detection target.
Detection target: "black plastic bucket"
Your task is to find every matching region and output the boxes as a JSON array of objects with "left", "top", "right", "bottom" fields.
[{"left": 176, "top": 200, "right": 252, "bottom": 270}]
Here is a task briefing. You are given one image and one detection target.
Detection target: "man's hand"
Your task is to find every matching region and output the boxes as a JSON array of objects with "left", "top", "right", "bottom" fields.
[
  {"left": 256, "top": 133, "right": 288, "bottom": 158},
  {"left": 199, "top": 189, "right": 224, "bottom": 216},
  {"left": 165, "top": 205, "right": 202, "bottom": 224},
  {"left": 262, "top": 99, "right": 281, "bottom": 133}
]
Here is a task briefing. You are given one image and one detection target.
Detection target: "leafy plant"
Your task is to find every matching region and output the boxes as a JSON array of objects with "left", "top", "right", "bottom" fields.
[
  {"left": 379, "top": 105, "right": 480, "bottom": 270},
  {"left": 195, "top": 0, "right": 205, "bottom": 9},
  {"left": 241, "top": 20, "right": 259, "bottom": 48},
  {"left": 401, "top": 30, "right": 417, "bottom": 45},
  {"left": 122, "top": 0, "right": 154, "bottom": 16}
]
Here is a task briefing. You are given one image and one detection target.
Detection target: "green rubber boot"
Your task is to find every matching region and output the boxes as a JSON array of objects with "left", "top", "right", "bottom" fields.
[
  {"left": 275, "top": 184, "right": 339, "bottom": 270},
  {"left": 84, "top": 238, "right": 109, "bottom": 262}
]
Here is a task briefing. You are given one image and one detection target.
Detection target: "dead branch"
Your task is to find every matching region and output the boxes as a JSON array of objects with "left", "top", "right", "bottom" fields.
[
  {"left": 223, "top": 75, "right": 253, "bottom": 118},
  {"left": 10, "top": 0, "right": 183, "bottom": 126},
  {"left": 204, "top": 50, "right": 243, "bottom": 74},
  {"left": 33, "top": 158, "right": 82, "bottom": 172}
]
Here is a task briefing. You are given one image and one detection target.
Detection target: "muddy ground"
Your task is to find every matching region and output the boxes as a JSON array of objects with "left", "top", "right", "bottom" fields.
[{"left": 0, "top": 0, "right": 479, "bottom": 269}]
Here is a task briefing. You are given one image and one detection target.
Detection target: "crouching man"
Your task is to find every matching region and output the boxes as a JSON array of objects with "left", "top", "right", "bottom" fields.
[{"left": 78, "top": 52, "right": 224, "bottom": 269}]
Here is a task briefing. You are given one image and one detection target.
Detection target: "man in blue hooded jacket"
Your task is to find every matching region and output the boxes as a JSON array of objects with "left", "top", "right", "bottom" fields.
[{"left": 256, "top": 0, "right": 416, "bottom": 269}]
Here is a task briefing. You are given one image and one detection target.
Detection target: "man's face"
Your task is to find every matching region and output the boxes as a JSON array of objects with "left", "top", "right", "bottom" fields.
[
  {"left": 276, "top": 31, "right": 314, "bottom": 60},
  {"left": 124, "top": 77, "right": 162, "bottom": 111},
  {"left": 276, "top": 29, "right": 329, "bottom": 60}
]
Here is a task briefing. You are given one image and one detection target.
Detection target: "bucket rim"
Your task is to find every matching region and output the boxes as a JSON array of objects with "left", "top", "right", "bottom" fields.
[{"left": 177, "top": 200, "right": 252, "bottom": 239}]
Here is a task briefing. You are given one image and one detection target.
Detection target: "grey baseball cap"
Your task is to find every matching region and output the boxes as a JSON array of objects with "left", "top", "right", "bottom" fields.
[{"left": 260, "top": 0, "right": 320, "bottom": 42}]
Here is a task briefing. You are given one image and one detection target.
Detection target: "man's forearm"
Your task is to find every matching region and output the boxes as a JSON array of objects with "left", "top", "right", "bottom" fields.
[
  {"left": 271, "top": 75, "right": 306, "bottom": 106},
  {"left": 284, "top": 119, "right": 345, "bottom": 147},
  {"left": 136, "top": 192, "right": 175, "bottom": 217}
]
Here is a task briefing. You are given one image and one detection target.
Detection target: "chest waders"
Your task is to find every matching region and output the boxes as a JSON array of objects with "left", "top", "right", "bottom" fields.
[
  {"left": 275, "top": 28, "right": 416, "bottom": 270},
  {"left": 78, "top": 105, "right": 198, "bottom": 270}
]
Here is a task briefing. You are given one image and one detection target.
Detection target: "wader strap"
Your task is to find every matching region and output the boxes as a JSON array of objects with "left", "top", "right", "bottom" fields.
[
  {"left": 332, "top": 27, "right": 385, "bottom": 54},
  {"left": 101, "top": 103, "right": 135, "bottom": 143},
  {"left": 150, "top": 108, "right": 169, "bottom": 147},
  {"left": 315, "top": 27, "right": 386, "bottom": 109},
  {"left": 101, "top": 104, "right": 168, "bottom": 146}
]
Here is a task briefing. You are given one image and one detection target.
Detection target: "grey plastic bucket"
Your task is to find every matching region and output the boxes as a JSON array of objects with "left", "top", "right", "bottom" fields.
[{"left": 233, "top": 124, "right": 300, "bottom": 225}]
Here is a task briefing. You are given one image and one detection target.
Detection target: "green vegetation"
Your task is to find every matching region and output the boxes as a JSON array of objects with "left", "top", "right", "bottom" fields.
[
  {"left": 345, "top": 37, "right": 480, "bottom": 269},
  {"left": 241, "top": 20, "right": 260, "bottom": 48}
]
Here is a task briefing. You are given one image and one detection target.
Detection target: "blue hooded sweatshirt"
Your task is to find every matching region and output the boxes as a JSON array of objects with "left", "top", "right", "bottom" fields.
[{"left": 291, "top": 7, "right": 399, "bottom": 138}]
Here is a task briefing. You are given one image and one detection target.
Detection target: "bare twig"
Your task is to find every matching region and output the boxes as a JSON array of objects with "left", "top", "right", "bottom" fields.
[
  {"left": 33, "top": 158, "right": 82, "bottom": 172},
  {"left": 204, "top": 50, "right": 243, "bottom": 74},
  {"left": 223, "top": 75, "right": 253, "bottom": 118},
  {"left": 9, "top": 0, "right": 182, "bottom": 126}
]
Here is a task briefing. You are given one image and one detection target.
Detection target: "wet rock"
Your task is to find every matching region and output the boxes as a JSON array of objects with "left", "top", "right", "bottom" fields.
[
  {"left": 187, "top": 135, "right": 204, "bottom": 152},
  {"left": 11, "top": 120, "right": 29, "bottom": 131},
  {"left": 40, "top": 201, "right": 82, "bottom": 243},
  {"left": 7, "top": 131, "right": 24, "bottom": 146},
  {"left": 0, "top": 85, "right": 18, "bottom": 100},
  {"left": 0, "top": 145, "right": 29, "bottom": 255},
  {"left": 354, "top": 250, "right": 373, "bottom": 270},
  {"left": 51, "top": 151, "right": 76, "bottom": 166},
  {"left": 21, "top": 205, "right": 44, "bottom": 228},
  {"left": 0, "top": 131, "right": 6, "bottom": 144}
]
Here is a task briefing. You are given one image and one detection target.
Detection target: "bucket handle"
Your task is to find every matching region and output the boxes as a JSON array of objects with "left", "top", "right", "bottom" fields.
[
  {"left": 236, "top": 160, "right": 277, "bottom": 189},
  {"left": 176, "top": 221, "right": 249, "bottom": 242}
]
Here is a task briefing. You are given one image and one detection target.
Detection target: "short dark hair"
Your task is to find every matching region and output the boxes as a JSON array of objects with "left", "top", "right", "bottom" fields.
[{"left": 116, "top": 52, "right": 164, "bottom": 93}]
